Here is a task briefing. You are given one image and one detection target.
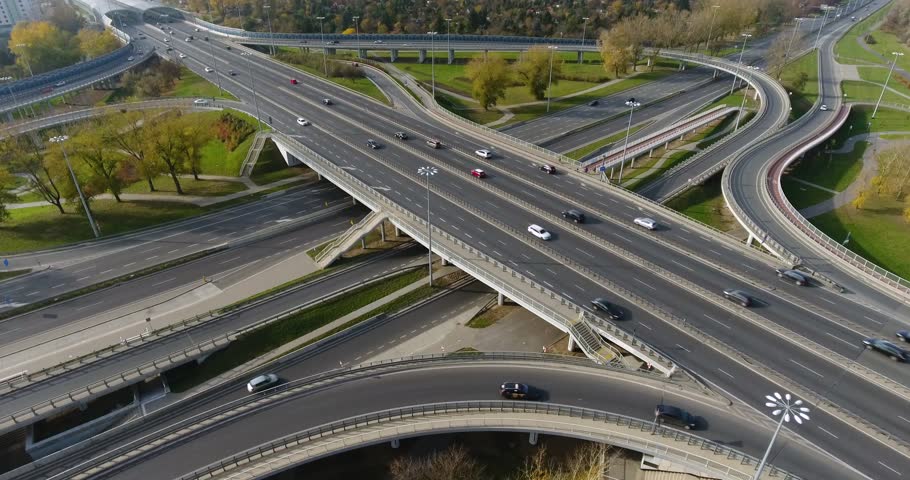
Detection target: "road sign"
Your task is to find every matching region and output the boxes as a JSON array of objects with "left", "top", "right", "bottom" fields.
[
  {"left": 599, "top": 165, "right": 606, "bottom": 172},
  {"left": 2, "top": 259, "right": 7, "bottom": 268}
]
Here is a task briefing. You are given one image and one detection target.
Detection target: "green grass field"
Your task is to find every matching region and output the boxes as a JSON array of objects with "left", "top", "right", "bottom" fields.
[
  {"left": 565, "top": 123, "right": 650, "bottom": 160},
  {"left": 857, "top": 67, "right": 910, "bottom": 100},
  {"left": 275, "top": 49, "right": 390, "bottom": 105},
  {"left": 780, "top": 51, "right": 819, "bottom": 120},
  {"left": 250, "top": 140, "right": 309, "bottom": 185},
  {"left": 781, "top": 178, "right": 836, "bottom": 210},
  {"left": 105, "top": 67, "right": 238, "bottom": 104},
  {"left": 786, "top": 141, "right": 866, "bottom": 195},
  {"left": 810, "top": 195, "right": 910, "bottom": 280},
  {"left": 836, "top": 106, "right": 910, "bottom": 144},
  {"left": 834, "top": 6, "right": 891, "bottom": 65},
  {"left": 121, "top": 176, "right": 247, "bottom": 196},
  {"left": 436, "top": 92, "right": 504, "bottom": 125},
  {"left": 701, "top": 90, "right": 759, "bottom": 112},
  {"left": 851, "top": 25, "right": 910, "bottom": 73},
  {"left": 665, "top": 174, "right": 735, "bottom": 232}
]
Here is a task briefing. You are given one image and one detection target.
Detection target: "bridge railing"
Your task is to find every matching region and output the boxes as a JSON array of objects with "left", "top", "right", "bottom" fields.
[{"left": 177, "top": 401, "right": 800, "bottom": 480}]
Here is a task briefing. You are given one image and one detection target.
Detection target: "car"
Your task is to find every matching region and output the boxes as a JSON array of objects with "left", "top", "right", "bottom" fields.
[
  {"left": 352, "top": 62, "right": 359, "bottom": 67},
  {"left": 562, "top": 209, "right": 585, "bottom": 223},
  {"left": 820, "top": 104, "right": 829, "bottom": 111},
  {"left": 366, "top": 139, "right": 381, "bottom": 149},
  {"left": 296, "top": 117, "right": 310, "bottom": 126},
  {"left": 41, "top": 86, "right": 53, "bottom": 93},
  {"left": 178, "top": 53, "right": 187, "bottom": 58},
  {"left": 775, "top": 268, "right": 807, "bottom": 286},
  {"left": 204, "top": 36, "right": 209, "bottom": 41},
  {"left": 723, "top": 289, "right": 752, "bottom": 307},
  {"left": 471, "top": 168, "right": 486, "bottom": 178},
  {"left": 897, "top": 330, "right": 909, "bottom": 343},
  {"left": 655, "top": 404, "right": 697, "bottom": 430},
  {"left": 394, "top": 131, "right": 408, "bottom": 140},
  {"left": 299, "top": 40, "right": 308, "bottom": 44},
  {"left": 863, "top": 338, "right": 910, "bottom": 362},
  {"left": 528, "top": 224, "right": 552, "bottom": 240},
  {"left": 193, "top": 98, "right": 209, "bottom": 106},
  {"left": 633, "top": 217, "right": 657, "bottom": 230},
  {"left": 540, "top": 164, "right": 556, "bottom": 174},
  {"left": 127, "top": 56, "right": 134, "bottom": 61},
  {"left": 426, "top": 139, "right": 442, "bottom": 149},
  {"left": 475, "top": 149, "right": 493, "bottom": 159},
  {"left": 54, "top": 80, "right": 66, "bottom": 87},
  {"left": 194, "top": 27, "right": 200, "bottom": 32},
  {"left": 163, "top": 38, "right": 169, "bottom": 43},
  {"left": 165, "top": 47, "right": 173, "bottom": 51},
  {"left": 500, "top": 382, "right": 535, "bottom": 400},
  {"left": 290, "top": 78, "right": 298, "bottom": 85},
  {"left": 588, "top": 100, "right": 599, "bottom": 106},
  {"left": 323, "top": 98, "right": 332, "bottom": 105},
  {"left": 204, "top": 67, "right": 214, "bottom": 73},
  {"left": 185, "top": 37, "right": 192, "bottom": 42},
  {"left": 590, "top": 298, "right": 622, "bottom": 320},
  {"left": 225, "top": 45, "right": 232, "bottom": 50},
  {"left": 246, "top": 373, "right": 279, "bottom": 392},
  {"left": 228, "top": 69, "right": 236, "bottom": 76},
  {"left": 373, "top": 40, "right": 384, "bottom": 44}
]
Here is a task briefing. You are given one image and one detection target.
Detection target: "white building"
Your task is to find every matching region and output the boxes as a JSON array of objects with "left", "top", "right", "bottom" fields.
[{"left": 0, "top": 0, "right": 41, "bottom": 27}]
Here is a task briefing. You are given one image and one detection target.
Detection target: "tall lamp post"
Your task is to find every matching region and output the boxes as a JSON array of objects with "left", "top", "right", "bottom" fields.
[
  {"left": 580, "top": 16, "right": 590, "bottom": 48},
  {"left": 754, "top": 392, "right": 810, "bottom": 480},
  {"left": 264, "top": 4, "right": 275, "bottom": 56},
  {"left": 814, "top": 5, "right": 832, "bottom": 50},
  {"left": 546, "top": 45, "right": 558, "bottom": 112},
  {"left": 50, "top": 135, "right": 100, "bottom": 238},
  {"left": 616, "top": 97, "right": 641, "bottom": 184},
  {"left": 705, "top": 5, "right": 720, "bottom": 54},
  {"left": 239, "top": 52, "right": 263, "bottom": 130},
  {"left": 317, "top": 16, "right": 328, "bottom": 76},
  {"left": 445, "top": 18, "right": 453, "bottom": 53},
  {"left": 428, "top": 31, "right": 438, "bottom": 98},
  {"left": 417, "top": 166, "right": 438, "bottom": 286},
  {"left": 353, "top": 16, "right": 361, "bottom": 58},
  {"left": 206, "top": 36, "right": 224, "bottom": 96},
  {"left": 872, "top": 51, "right": 904, "bottom": 118},
  {"left": 730, "top": 33, "right": 752, "bottom": 94},
  {"left": 782, "top": 18, "right": 803, "bottom": 75}
]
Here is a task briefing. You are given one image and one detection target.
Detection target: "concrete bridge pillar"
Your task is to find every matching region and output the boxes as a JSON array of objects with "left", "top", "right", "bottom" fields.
[
  {"left": 418, "top": 49, "right": 427, "bottom": 63},
  {"left": 361, "top": 237, "right": 366, "bottom": 249},
  {"left": 649, "top": 149, "right": 653, "bottom": 158},
  {"left": 4, "top": 112, "right": 12, "bottom": 122},
  {"left": 440, "top": 257, "right": 449, "bottom": 266},
  {"left": 395, "top": 225, "right": 402, "bottom": 237},
  {"left": 497, "top": 292, "right": 505, "bottom": 306},
  {"left": 358, "top": 48, "right": 367, "bottom": 58},
  {"left": 678, "top": 61, "right": 687, "bottom": 71},
  {"left": 567, "top": 335, "right": 577, "bottom": 352},
  {"left": 528, "top": 432, "right": 539, "bottom": 445},
  {"left": 646, "top": 57, "right": 652, "bottom": 68},
  {"left": 577, "top": 51, "right": 584, "bottom": 64},
  {"left": 712, "top": 69, "right": 719, "bottom": 79},
  {"left": 352, "top": 197, "right": 357, "bottom": 206},
  {"left": 379, "top": 221, "right": 386, "bottom": 242},
  {"left": 391, "top": 439, "right": 400, "bottom": 448},
  {"left": 447, "top": 49, "right": 455, "bottom": 64},
  {"left": 390, "top": 49, "right": 398, "bottom": 62}
]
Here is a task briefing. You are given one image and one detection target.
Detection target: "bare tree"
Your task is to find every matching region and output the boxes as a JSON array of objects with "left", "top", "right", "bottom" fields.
[
  {"left": 514, "top": 443, "right": 616, "bottom": 480},
  {"left": 0, "top": 134, "right": 66, "bottom": 213},
  {"left": 389, "top": 444, "right": 485, "bottom": 480}
]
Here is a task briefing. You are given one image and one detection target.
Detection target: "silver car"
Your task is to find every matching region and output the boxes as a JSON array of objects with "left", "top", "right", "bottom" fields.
[{"left": 246, "top": 373, "right": 280, "bottom": 393}]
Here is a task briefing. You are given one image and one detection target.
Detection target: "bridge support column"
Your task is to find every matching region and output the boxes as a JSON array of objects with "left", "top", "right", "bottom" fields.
[
  {"left": 712, "top": 69, "right": 719, "bottom": 79},
  {"left": 390, "top": 49, "right": 398, "bottom": 62},
  {"left": 746, "top": 233, "right": 756, "bottom": 247},
  {"left": 379, "top": 221, "right": 386, "bottom": 242},
  {"left": 418, "top": 49, "right": 427, "bottom": 63},
  {"left": 391, "top": 438, "right": 400, "bottom": 448},
  {"left": 361, "top": 237, "right": 366, "bottom": 249},
  {"left": 395, "top": 226, "right": 402, "bottom": 237},
  {"left": 440, "top": 257, "right": 449, "bottom": 266},
  {"left": 678, "top": 61, "right": 687, "bottom": 71},
  {"left": 358, "top": 48, "right": 367, "bottom": 58},
  {"left": 664, "top": 141, "right": 669, "bottom": 150},
  {"left": 497, "top": 292, "right": 506, "bottom": 306},
  {"left": 577, "top": 51, "right": 584, "bottom": 64},
  {"left": 646, "top": 57, "right": 652, "bottom": 68},
  {"left": 447, "top": 49, "right": 455, "bottom": 64},
  {"left": 352, "top": 197, "right": 357, "bottom": 206},
  {"left": 567, "top": 335, "right": 577, "bottom": 352},
  {"left": 529, "top": 432, "right": 539, "bottom": 445},
  {"left": 649, "top": 149, "right": 653, "bottom": 158}
]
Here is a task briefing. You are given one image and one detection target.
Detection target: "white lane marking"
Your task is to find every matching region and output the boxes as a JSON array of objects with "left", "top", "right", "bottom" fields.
[
  {"left": 633, "top": 278, "right": 656, "bottom": 291},
  {"left": 492, "top": 250, "right": 503, "bottom": 257},
  {"left": 521, "top": 253, "right": 531, "bottom": 260},
  {"left": 464, "top": 233, "right": 473, "bottom": 239},
  {"left": 899, "top": 415, "right": 910, "bottom": 424},
  {"left": 789, "top": 359, "right": 824, "bottom": 378},
  {"left": 742, "top": 263, "right": 757, "bottom": 271},
  {"left": 864, "top": 315, "right": 884, "bottom": 326},
  {"left": 709, "top": 249, "right": 722, "bottom": 256},
  {"left": 497, "top": 240, "right": 507, "bottom": 246},
  {"left": 219, "top": 257, "right": 236, "bottom": 265},
  {"left": 76, "top": 300, "right": 104, "bottom": 311},
  {"left": 146, "top": 256, "right": 159, "bottom": 261},
  {"left": 151, "top": 277, "right": 177, "bottom": 287},
  {"left": 704, "top": 314, "right": 731, "bottom": 329},
  {"left": 817, "top": 426, "right": 839, "bottom": 439},
  {"left": 637, "top": 322, "right": 653, "bottom": 330},
  {"left": 562, "top": 292, "right": 574, "bottom": 300},
  {"left": 279, "top": 238, "right": 297, "bottom": 245},
  {"left": 675, "top": 344, "right": 691, "bottom": 352},
  {"left": 717, "top": 368, "right": 735, "bottom": 379},
  {"left": 123, "top": 262, "right": 136, "bottom": 268},
  {"left": 575, "top": 247, "right": 594, "bottom": 258},
  {"left": 26, "top": 291, "right": 39, "bottom": 296},
  {"left": 543, "top": 281, "right": 555, "bottom": 289},
  {"left": 76, "top": 276, "right": 91, "bottom": 281},
  {"left": 824, "top": 332, "right": 858, "bottom": 348},
  {"left": 100, "top": 269, "right": 113, "bottom": 275},
  {"left": 478, "top": 241, "right": 488, "bottom": 247},
  {"left": 51, "top": 283, "right": 65, "bottom": 289},
  {"left": 142, "top": 246, "right": 162, "bottom": 253},
  {"left": 671, "top": 259, "right": 695, "bottom": 272},
  {"left": 546, "top": 268, "right": 558, "bottom": 275},
  {"left": 877, "top": 462, "right": 901, "bottom": 476},
  {"left": 574, "top": 284, "right": 585, "bottom": 291},
  {"left": 820, "top": 297, "right": 836, "bottom": 305}
]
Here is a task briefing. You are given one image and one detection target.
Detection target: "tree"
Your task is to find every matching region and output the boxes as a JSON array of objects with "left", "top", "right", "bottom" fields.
[
  {"left": 104, "top": 111, "right": 162, "bottom": 192},
  {"left": 179, "top": 116, "right": 209, "bottom": 181},
  {"left": 0, "top": 167, "right": 13, "bottom": 223},
  {"left": 148, "top": 112, "right": 188, "bottom": 194},
  {"left": 852, "top": 189, "right": 869, "bottom": 210},
  {"left": 389, "top": 444, "right": 484, "bottom": 480},
  {"left": 599, "top": 30, "right": 633, "bottom": 77},
  {"left": 70, "top": 123, "right": 125, "bottom": 202},
  {"left": 10, "top": 21, "right": 80, "bottom": 74},
  {"left": 465, "top": 54, "right": 510, "bottom": 110},
  {"left": 515, "top": 443, "right": 616, "bottom": 480},
  {"left": 46, "top": 0, "right": 85, "bottom": 33},
  {"left": 76, "top": 28, "right": 122, "bottom": 59},
  {"left": 516, "top": 46, "right": 562, "bottom": 101},
  {"left": 765, "top": 34, "right": 791, "bottom": 80},
  {"left": 0, "top": 134, "right": 66, "bottom": 214}
]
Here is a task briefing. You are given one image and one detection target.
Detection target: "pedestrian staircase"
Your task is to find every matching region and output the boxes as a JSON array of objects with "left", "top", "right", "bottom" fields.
[{"left": 315, "top": 210, "right": 388, "bottom": 268}]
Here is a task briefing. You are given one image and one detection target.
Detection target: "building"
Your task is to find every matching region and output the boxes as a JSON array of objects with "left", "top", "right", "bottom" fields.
[{"left": 0, "top": 0, "right": 41, "bottom": 28}]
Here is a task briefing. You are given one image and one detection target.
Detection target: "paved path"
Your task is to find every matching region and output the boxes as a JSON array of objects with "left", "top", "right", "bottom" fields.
[{"left": 854, "top": 19, "right": 910, "bottom": 83}]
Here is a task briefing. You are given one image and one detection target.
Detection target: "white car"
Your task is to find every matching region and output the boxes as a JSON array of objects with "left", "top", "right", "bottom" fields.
[
  {"left": 475, "top": 149, "right": 493, "bottom": 159},
  {"left": 194, "top": 27, "right": 200, "bottom": 32},
  {"left": 127, "top": 56, "right": 134, "bottom": 61},
  {"left": 528, "top": 224, "right": 552, "bottom": 240},
  {"left": 246, "top": 373, "right": 279, "bottom": 393},
  {"left": 178, "top": 53, "right": 187, "bottom": 58},
  {"left": 204, "top": 67, "right": 214, "bottom": 73},
  {"left": 163, "top": 38, "right": 169, "bottom": 43},
  {"left": 373, "top": 40, "right": 384, "bottom": 44},
  {"left": 634, "top": 217, "right": 657, "bottom": 230},
  {"left": 296, "top": 117, "right": 310, "bottom": 126},
  {"left": 820, "top": 104, "right": 829, "bottom": 111},
  {"left": 193, "top": 98, "right": 209, "bottom": 106}
]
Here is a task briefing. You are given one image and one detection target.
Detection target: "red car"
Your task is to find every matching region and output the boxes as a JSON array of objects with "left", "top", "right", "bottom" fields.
[
  {"left": 471, "top": 169, "right": 486, "bottom": 178},
  {"left": 290, "top": 78, "right": 298, "bottom": 85}
]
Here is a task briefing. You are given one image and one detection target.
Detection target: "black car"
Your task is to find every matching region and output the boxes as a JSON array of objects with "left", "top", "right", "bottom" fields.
[
  {"left": 655, "top": 404, "right": 697, "bottom": 430},
  {"left": 776, "top": 268, "right": 808, "bottom": 286},
  {"left": 500, "top": 382, "right": 536, "bottom": 400},
  {"left": 591, "top": 298, "right": 622, "bottom": 320},
  {"left": 323, "top": 98, "right": 332, "bottom": 105},
  {"left": 722, "top": 289, "right": 752, "bottom": 307},
  {"left": 897, "top": 330, "right": 909, "bottom": 343},
  {"left": 562, "top": 209, "right": 585, "bottom": 223},
  {"left": 366, "top": 139, "right": 381, "bottom": 149},
  {"left": 863, "top": 338, "right": 910, "bottom": 362},
  {"left": 225, "top": 45, "right": 232, "bottom": 50},
  {"left": 540, "top": 164, "right": 556, "bottom": 174},
  {"left": 588, "top": 100, "right": 599, "bottom": 106},
  {"left": 228, "top": 70, "right": 236, "bottom": 76},
  {"left": 394, "top": 131, "right": 408, "bottom": 140}
]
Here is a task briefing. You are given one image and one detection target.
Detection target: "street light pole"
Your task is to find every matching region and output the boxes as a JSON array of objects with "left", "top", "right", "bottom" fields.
[
  {"left": 445, "top": 18, "right": 452, "bottom": 54},
  {"left": 353, "top": 16, "right": 360, "bottom": 58},
  {"left": 428, "top": 31, "right": 438, "bottom": 98},
  {"left": 317, "top": 16, "right": 328, "bottom": 77},
  {"left": 730, "top": 33, "right": 752, "bottom": 95},
  {"left": 240, "top": 52, "right": 263, "bottom": 130},
  {"left": 264, "top": 4, "right": 275, "bottom": 56},
  {"left": 50, "top": 135, "right": 100, "bottom": 238},
  {"left": 546, "top": 45, "right": 558, "bottom": 112},
  {"left": 617, "top": 97, "right": 641, "bottom": 184},
  {"left": 873, "top": 51, "right": 904, "bottom": 118},
  {"left": 207, "top": 36, "right": 223, "bottom": 96},
  {"left": 754, "top": 393, "right": 810, "bottom": 480},
  {"left": 705, "top": 5, "right": 720, "bottom": 54},
  {"left": 814, "top": 5, "right": 832, "bottom": 50},
  {"left": 783, "top": 18, "right": 803, "bottom": 71},
  {"left": 734, "top": 70, "right": 752, "bottom": 131},
  {"left": 580, "top": 17, "right": 589, "bottom": 48},
  {"left": 417, "top": 166, "right": 438, "bottom": 286}
]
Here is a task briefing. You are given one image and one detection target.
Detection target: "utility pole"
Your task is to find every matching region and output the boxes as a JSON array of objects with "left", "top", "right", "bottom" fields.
[{"left": 872, "top": 52, "right": 904, "bottom": 118}]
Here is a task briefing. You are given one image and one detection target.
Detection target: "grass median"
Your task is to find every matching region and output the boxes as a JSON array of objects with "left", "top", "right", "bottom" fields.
[
  {"left": 565, "top": 123, "right": 650, "bottom": 160},
  {"left": 165, "top": 267, "right": 428, "bottom": 392},
  {"left": 0, "top": 269, "right": 30, "bottom": 281}
]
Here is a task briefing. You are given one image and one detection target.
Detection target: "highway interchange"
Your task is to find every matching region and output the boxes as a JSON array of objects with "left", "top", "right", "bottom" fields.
[{"left": 1, "top": 0, "right": 909, "bottom": 478}]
